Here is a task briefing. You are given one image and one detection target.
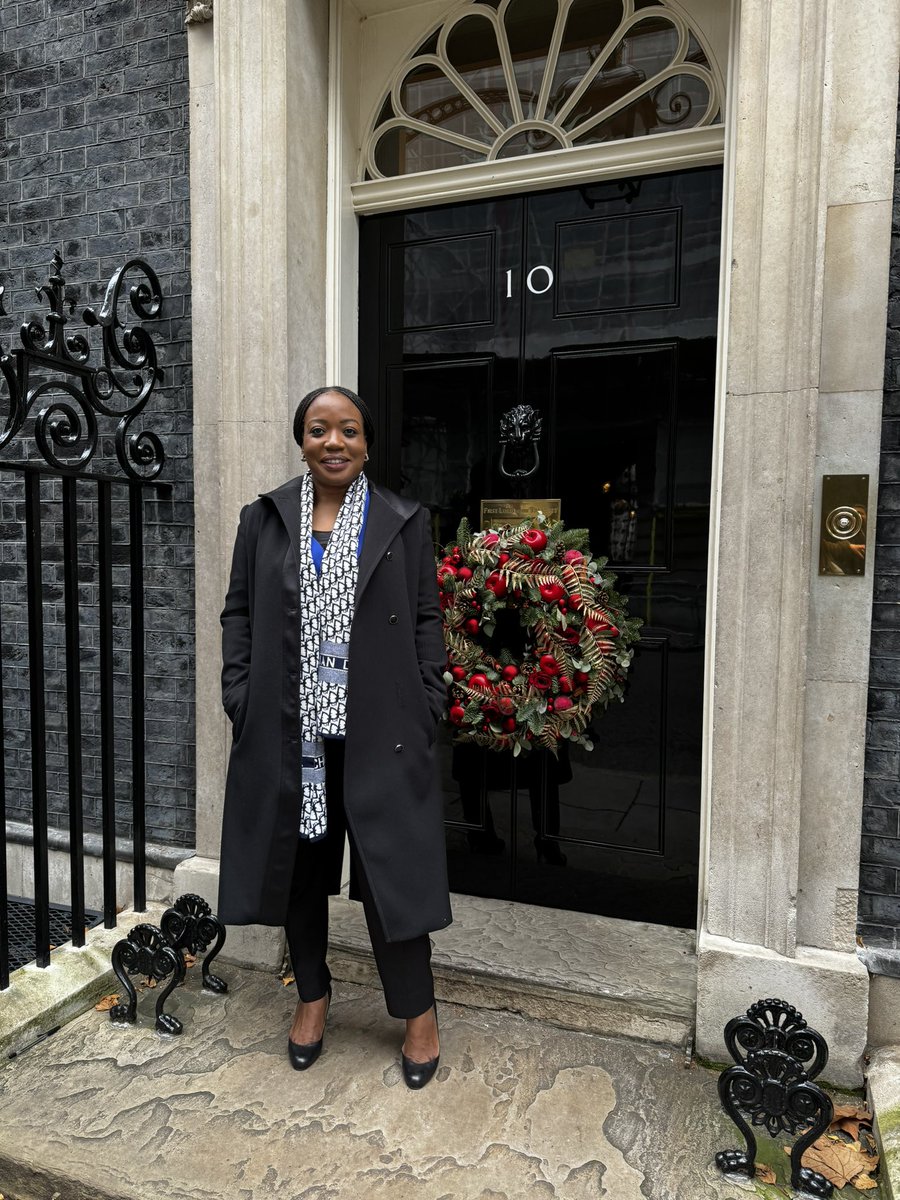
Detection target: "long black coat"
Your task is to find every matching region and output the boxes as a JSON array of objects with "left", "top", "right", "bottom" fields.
[{"left": 217, "top": 477, "right": 452, "bottom": 943}]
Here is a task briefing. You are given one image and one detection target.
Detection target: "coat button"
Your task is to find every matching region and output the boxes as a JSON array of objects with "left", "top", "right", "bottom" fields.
[
  {"left": 394, "top": 744, "right": 403, "bottom": 753},
  {"left": 389, "top": 614, "right": 398, "bottom": 624},
  {"left": 386, "top": 551, "right": 393, "bottom": 561}
]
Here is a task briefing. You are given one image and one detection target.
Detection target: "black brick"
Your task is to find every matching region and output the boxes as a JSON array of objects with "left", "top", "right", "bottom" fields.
[{"left": 0, "top": 0, "right": 194, "bottom": 850}]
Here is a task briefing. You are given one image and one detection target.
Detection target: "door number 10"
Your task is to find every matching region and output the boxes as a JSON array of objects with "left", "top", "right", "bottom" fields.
[{"left": 506, "top": 265, "right": 554, "bottom": 297}]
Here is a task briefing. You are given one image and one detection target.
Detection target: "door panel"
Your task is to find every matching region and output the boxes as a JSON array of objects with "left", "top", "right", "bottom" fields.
[{"left": 359, "top": 167, "right": 721, "bottom": 928}]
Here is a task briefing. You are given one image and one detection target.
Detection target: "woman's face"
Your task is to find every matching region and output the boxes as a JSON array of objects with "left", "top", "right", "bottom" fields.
[{"left": 301, "top": 392, "right": 368, "bottom": 492}]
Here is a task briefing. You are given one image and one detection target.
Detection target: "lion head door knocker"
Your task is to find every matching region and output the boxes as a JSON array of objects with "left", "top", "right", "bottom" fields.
[{"left": 498, "top": 404, "right": 542, "bottom": 479}]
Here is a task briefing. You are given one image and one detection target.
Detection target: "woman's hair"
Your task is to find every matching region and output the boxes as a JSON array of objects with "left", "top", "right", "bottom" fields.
[{"left": 293, "top": 386, "right": 376, "bottom": 448}]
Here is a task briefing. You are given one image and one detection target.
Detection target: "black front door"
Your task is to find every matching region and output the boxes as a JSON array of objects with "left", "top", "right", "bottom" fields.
[{"left": 359, "top": 167, "right": 721, "bottom": 928}]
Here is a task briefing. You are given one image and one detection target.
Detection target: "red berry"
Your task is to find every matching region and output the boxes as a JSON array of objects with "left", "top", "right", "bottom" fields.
[
  {"left": 457, "top": 566, "right": 473, "bottom": 580},
  {"left": 539, "top": 582, "right": 565, "bottom": 602},
  {"left": 501, "top": 665, "right": 518, "bottom": 681},
  {"left": 485, "top": 571, "right": 507, "bottom": 598},
  {"left": 564, "top": 550, "right": 584, "bottom": 564},
  {"left": 502, "top": 717, "right": 516, "bottom": 732},
  {"left": 522, "top": 529, "right": 548, "bottom": 551},
  {"left": 469, "top": 673, "right": 489, "bottom": 689},
  {"left": 559, "top": 676, "right": 572, "bottom": 693},
  {"left": 555, "top": 695, "right": 574, "bottom": 712},
  {"left": 451, "top": 665, "right": 466, "bottom": 681},
  {"left": 465, "top": 618, "right": 479, "bottom": 635},
  {"left": 498, "top": 552, "right": 510, "bottom": 566},
  {"left": 449, "top": 705, "right": 465, "bottom": 725},
  {"left": 497, "top": 696, "right": 514, "bottom": 715}
]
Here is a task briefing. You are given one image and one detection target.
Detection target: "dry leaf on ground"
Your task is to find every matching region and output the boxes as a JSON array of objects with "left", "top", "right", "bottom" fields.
[
  {"left": 852, "top": 1172, "right": 879, "bottom": 1191},
  {"left": 281, "top": 973, "right": 295, "bottom": 987},
  {"left": 786, "top": 1134, "right": 879, "bottom": 1189},
  {"left": 754, "top": 1162, "right": 777, "bottom": 1184},
  {"left": 183, "top": 952, "right": 197, "bottom": 967},
  {"left": 94, "top": 994, "right": 120, "bottom": 1011},
  {"left": 830, "top": 1103, "right": 873, "bottom": 1142}
]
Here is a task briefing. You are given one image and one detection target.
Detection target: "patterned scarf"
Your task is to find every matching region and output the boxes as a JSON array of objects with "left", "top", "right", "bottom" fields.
[{"left": 296, "top": 469, "right": 368, "bottom": 839}]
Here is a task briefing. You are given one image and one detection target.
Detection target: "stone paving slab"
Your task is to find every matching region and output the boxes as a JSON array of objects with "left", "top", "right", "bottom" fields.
[{"left": 0, "top": 963, "right": 877, "bottom": 1200}]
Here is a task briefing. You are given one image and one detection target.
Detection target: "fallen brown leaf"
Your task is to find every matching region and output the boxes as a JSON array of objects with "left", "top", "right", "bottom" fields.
[
  {"left": 794, "top": 1134, "right": 878, "bottom": 1190},
  {"left": 281, "top": 973, "right": 295, "bottom": 987},
  {"left": 144, "top": 977, "right": 157, "bottom": 988},
  {"left": 852, "top": 1172, "right": 878, "bottom": 1191},
  {"left": 94, "top": 993, "right": 120, "bottom": 1011},
  {"left": 183, "top": 952, "right": 197, "bottom": 967},
  {"left": 754, "top": 1162, "right": 777, "bottom": 1184},
  {"left": 830, "top": 1103, "right": 873, "bottom": 1142}
]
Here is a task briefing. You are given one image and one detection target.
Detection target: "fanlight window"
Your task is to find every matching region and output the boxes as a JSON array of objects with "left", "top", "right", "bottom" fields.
[{"left": 364, "top": 0, "right": 722, "bottom": 179}]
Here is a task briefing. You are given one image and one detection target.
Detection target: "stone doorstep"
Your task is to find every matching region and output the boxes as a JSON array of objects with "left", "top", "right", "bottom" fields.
[
  {"left": 326, "top": 891, "right": 698, "bottom": 1049},
  {"left": 868, "top": 1046, "right": 900, "bottom": 1200},
  {"left": 0, "top": 902, "right": 169, "bottom": 1060}
]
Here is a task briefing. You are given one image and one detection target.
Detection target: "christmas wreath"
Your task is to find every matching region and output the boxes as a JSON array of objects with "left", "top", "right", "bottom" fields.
[{"left": 438, "top": 515, "right": 641, "bottom": 756}]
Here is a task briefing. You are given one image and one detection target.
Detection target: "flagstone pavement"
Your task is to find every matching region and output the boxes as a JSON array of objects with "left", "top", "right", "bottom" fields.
[{"left": 0, "top": 964, "right": 873, "bottom": 1200}]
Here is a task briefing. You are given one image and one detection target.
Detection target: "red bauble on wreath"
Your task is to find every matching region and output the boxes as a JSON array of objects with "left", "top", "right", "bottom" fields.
[{"left": 438, "top": 515, "right": 641, "bottom": 756}]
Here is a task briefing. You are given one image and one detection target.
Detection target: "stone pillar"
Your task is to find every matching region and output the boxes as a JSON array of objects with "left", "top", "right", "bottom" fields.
[
  {"left": 175, "top": 0, "right": 329, "bottom": 967},
  {"left": 696, "top": 0, "right": 900, "bottom": 1085}
]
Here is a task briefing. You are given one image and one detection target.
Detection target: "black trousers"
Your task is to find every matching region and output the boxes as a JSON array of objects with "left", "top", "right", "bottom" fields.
[{"left": 284, "top": 738, "right": 435, "bottom": 1019}]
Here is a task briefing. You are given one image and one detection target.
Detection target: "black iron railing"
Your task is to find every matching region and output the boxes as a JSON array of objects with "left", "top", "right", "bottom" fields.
[{"left": 0, "top": 252, "right": 168, "bottom": 988}]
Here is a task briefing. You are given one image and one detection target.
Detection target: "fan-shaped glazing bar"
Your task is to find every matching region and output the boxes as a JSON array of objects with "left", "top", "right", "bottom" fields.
[
  {"left": 493, "top": 0, "right": 535, "bottom": 123},
  {"left": 532, "top": 0, "right": 576, "bottom": 124},
  {"left": 366, "top": 114, "right": 493, "bottom": 179},
  {"left": 396, "top": 51, "right": 508, "bottom": 138},
  {"left": 567, "top": 62, "right": 717, "bottom": 143},
  {"left": 555, "top": 5, "right": 689, "bottom": 129},
  {"left": 486, "top": 119, "right": 573, "bottom": 160}
]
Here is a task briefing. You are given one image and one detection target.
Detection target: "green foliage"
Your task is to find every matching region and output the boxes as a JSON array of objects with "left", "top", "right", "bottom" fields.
[{"left": 455, "top": 517, "right": 473, "bottom": 554}]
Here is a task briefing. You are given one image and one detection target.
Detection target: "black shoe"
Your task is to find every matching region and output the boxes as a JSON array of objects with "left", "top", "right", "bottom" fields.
[
  {"left": 534, "top": 835, "right": 567, "bottom": 866},
  {"left": 401, "top": 1006, "right": 440, "bottom": 1090},
  {"left": 288, "top": 983, "right": 331, "bottom": 1071}
]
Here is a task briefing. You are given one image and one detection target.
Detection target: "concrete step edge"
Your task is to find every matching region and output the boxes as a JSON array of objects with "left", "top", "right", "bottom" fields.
[{"left": 329, "top": 943, "right": 695, "bottom": 1049}]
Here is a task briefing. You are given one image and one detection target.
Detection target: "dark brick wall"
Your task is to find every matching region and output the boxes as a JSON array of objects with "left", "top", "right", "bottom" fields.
[
  {"left": 0, "top": 0, "right": 194, "bottom": 848},
  {"left": 861, "top": 96, "right": 900, "bottom": 947}
]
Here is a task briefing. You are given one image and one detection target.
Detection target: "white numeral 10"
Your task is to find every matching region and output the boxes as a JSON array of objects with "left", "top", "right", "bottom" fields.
[{"left": 505, "top": 265, "right": 555, "bottom": 298}]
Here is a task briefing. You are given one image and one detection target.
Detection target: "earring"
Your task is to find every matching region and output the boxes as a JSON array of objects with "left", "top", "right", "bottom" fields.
[
  {"left": 300, "top": 452, "right": 306, "bottom": 462},
  {"left": 364, "top": 453, "right": 369, "bottom": 462}
]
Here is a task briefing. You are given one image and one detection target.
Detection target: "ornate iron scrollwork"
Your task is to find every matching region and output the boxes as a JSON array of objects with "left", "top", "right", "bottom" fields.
[
  {"left": 715, "top": 998, "right": 834, "bottom": 1196},
  {"left": 160, "top": 893, "right": 228, "bottom": 994},
  {"left": 724, "top": 997, "right": 828, "bottom": 1080},
  {"left": 109, "top": 923, "right": 185, "bottom": 1035},
  {"left": 498, "top": 404, "right": 542, "bottom": 479},
  {"left": 0, "top": 251, "right": 165, "bottom": 481},
  {"left": 716, "top": 1049, "right": 834, "bottom": 1197}
]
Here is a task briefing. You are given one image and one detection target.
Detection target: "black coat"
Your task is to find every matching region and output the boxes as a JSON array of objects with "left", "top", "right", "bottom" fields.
[{"left": 217, "top": 477, "right": 453, "bottom": 943}]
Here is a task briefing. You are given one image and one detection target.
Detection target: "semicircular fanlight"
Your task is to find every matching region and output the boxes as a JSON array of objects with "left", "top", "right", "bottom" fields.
[{"left": 364, "top": 0, "right": 722, "bottom": 179}]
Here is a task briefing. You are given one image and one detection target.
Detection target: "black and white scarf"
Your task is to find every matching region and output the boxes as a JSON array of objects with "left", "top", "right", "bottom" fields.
[{"left": 297, "top": 470, "right": 368, "bottom": 839}]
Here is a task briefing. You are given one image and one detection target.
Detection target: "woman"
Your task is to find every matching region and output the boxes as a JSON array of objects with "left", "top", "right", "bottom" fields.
[{"left": 217, "top": 386, "right": 451, "bottom": 1089}]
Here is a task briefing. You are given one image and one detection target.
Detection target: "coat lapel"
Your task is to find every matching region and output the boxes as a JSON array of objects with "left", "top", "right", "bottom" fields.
[
  {"left": 262, "top": 477, "right": 412, "bottom": 602},
  {"left": 261, "top": 476, "right": 305, "bottom": 571},
  {"left": 355, "top": 485, "right": 407, "bottom": 603}
]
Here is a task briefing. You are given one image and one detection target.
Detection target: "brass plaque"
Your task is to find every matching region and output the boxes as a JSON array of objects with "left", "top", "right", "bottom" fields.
[
  {"left": 819, "top": 474, "right": 868, "bottom": 576},
  {"left": 480, "top": 498, "right": 561, "bottom": 528}
]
